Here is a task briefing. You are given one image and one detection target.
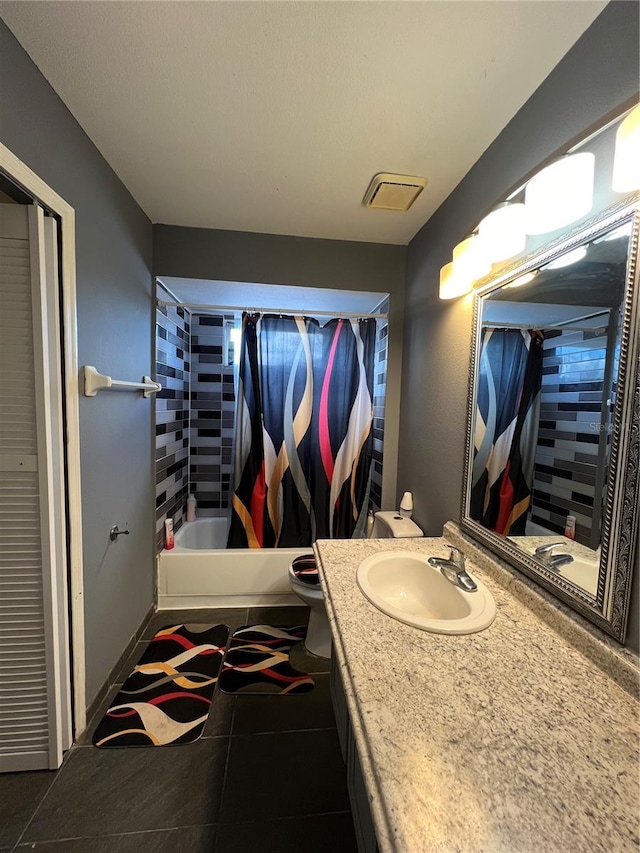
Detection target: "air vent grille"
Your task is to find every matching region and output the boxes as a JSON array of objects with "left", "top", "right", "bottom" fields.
[{"left": 363, "top": 173, "right": 427, "bottom": 211}]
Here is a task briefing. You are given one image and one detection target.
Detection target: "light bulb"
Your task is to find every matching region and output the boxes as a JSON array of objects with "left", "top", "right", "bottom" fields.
[
  {"left": 478, "top": 202, "right": 526, "bottom": 262},
  {"left": 612, "top": 105, "right": 640, "bottom": 193},
  {"left": 439, "top": 261, "right": 471, "bottom": 300},
  {"left": 525, "top": 153, "right": 595, "bottom": 235},
  {"left": 452, "top": 234, "right": 491, "bottom": 282},
  {"left": 544, "top": 246, "right": 587, "bottom": 270},
  {"left": 505, "top": 271, "right": 537, "bottom": 289}
]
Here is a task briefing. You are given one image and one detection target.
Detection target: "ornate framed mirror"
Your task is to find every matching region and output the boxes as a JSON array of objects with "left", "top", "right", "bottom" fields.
[{"left": 461, "top": 202, "right": 639, "bottom": 641}]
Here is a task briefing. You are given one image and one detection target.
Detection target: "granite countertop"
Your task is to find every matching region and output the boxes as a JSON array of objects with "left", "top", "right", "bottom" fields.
[
  {"left": 313, "top": 534, "right": 639, "bottom": 853},
  {"left": 505, "top": 534, "right": 599, "bottom": 596},
  {"left": 506, "top": 534, "right": 597, "bottom": 563}
]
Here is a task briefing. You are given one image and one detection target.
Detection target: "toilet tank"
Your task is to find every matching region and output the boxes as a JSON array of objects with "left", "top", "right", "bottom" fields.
[{"left": 371, "top": 511, "right": 423, "bottom": 538}]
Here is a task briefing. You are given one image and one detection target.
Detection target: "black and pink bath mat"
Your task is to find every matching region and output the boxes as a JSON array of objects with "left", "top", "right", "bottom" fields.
[
  {"left": 92, "top": 623, "right": 229, "bottom": 748},
  {"left": 218, "top": 625, "right": 315, "bottom": 695}
]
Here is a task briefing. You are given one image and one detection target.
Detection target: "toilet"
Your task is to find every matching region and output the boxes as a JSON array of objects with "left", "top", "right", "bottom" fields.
[
  {"left": 370, "top": 510, "right": 423, "bottom": 540},
  {"left": 288, "top": 554, "right": 331, "bottom": 658},
  {"left": 288, "top": 511, "right": 424, "bottom": 658}
]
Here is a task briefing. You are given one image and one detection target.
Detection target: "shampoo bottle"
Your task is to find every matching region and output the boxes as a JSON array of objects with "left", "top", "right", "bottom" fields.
[
  {"left": 165, "top": 518, "right": 175, "bottom": 550},
  {"left": 564, "top": 515, "right": 576, "bottom": 540},
  {"left": 366, "top": 510, "right": 375, "bottom": 539},
  {"left": 186, "top": 493, "right": 197, "bottom": 522}
]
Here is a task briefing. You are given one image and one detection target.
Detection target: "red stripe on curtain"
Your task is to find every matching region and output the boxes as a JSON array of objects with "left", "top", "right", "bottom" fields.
[
  {"left": 494, "top": 460, "right": 515, "bottom": 534},
  {"left": 319, "top": 319, "right": 343, "bottom": 484},
  {"left": 250, "top": 461, "right": 267, "bottom": 547}
]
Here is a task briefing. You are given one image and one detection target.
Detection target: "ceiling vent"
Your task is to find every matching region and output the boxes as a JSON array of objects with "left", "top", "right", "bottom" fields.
[{"left": 363, "top": 173, "right": 427, "bottom": 211}]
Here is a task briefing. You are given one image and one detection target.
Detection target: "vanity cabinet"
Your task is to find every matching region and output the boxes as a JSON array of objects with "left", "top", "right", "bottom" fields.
[{"left": 331, "top": 661, "right": 380, "bottom": 853}]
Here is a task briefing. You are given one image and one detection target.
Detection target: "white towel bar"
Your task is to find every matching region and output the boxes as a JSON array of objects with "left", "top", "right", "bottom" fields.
[{"left": 83, "top": 365, "right": 162, "bottom": 398}]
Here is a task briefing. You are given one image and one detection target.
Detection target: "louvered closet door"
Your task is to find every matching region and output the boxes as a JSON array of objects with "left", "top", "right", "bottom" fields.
[{"left": 0, "top": 204, "right": 71, "bottom": 771}]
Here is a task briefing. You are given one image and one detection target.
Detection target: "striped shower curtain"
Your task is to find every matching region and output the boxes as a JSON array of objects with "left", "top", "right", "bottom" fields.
[
  {"left": 228, "top": 313, "right": 376, "bottom": 548},
  {"left": 470, "top": 328, "right": 544, "bottom": 535}
]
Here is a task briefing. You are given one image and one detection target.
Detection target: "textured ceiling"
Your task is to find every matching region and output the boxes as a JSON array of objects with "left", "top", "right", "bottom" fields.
[{"left": 0, "top": 1, "right": 607, "bottom": 245}]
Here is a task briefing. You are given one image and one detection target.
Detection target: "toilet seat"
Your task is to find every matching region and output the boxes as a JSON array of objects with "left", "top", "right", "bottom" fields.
[
  {"left": 290, "top": 554, "right": 319, "bottom": 586},
  {"left": 288, "top": 554, "right": 330, "bottom": 657}
]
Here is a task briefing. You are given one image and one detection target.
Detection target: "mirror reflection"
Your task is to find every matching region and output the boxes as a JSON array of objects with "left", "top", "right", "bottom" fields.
[{"left": 468, "top": 219, "right": 632, "bottom": 597}]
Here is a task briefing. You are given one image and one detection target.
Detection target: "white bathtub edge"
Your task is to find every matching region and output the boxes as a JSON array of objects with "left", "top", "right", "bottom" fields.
[
  {"left": 157, "top": 525, "right": 310, "bottom": 606},
  {"left": 158, "top": 592, "right": 301, "bottom": 609}
]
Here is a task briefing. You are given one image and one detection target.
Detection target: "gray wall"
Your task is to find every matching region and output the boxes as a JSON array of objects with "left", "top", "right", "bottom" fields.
[
  {"left": 154, "top": 225, "right": 406, "bottom": 510},
  {"left": 400, "top": 0, "right": 639, "bottom": 649},
  {"left": 0, "top": 20, "right": 155, "bottom": 705}
]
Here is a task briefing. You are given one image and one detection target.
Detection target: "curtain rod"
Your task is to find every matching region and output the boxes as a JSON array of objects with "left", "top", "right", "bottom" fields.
[
  {"left": 483, "top": 309, "right": 610, "bottom": 333},
  {"left": 156, "top": 298, "right": 388, "bottom": 320},
  {"left": 484, "top": 323, "right": 607, "bottom": 333},
  {"left": 550, "top": 309, "right": 610, "bottom": 328}
]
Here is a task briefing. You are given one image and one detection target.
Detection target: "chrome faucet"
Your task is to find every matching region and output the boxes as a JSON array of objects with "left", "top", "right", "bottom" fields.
[
  {"left": 534, "top": 542, "right": 574, "bottom": 571},
  {"left": 428, "top": 547, "right": 478, "bottom": 592}
]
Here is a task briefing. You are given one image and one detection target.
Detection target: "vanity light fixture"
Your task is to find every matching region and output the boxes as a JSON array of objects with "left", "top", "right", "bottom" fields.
[
  {"left": 452, "top": 233, "right": 491, "bottom": 283},
  {"left": 611, "top": 104, "right": 640, "bottom": 193},
  {"left": 478, "top": 202, "right": 527, "bottom": 262},
  {"left": 524, "top": 152, "right": 595, "bottom": 235},
  {"left": 439, "top": 261, "right": 471, "bottom": 300},
  {"left": 544, "top": 245, "right": 587, "bottom": 270}
]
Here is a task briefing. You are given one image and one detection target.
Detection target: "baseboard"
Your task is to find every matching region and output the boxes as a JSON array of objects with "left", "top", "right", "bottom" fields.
[
  {"left": 138, "top": 601, "right": 156, "bottom": 638},
  {"left": 82, "top": 601, "right": 155, "bottom": 736},
  {"left": 158, "top": 592, "right": 301, "bottom": 609}
]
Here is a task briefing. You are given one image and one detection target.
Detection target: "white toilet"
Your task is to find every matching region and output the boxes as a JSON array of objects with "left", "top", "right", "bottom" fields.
[
  {"left": 288, "top": 555, "right": 331, "bottom": 658},
  {"left": 370, "top": 510, "right": 423, "bottom": 540},
  {"left": 288, "top": 511, "right": 424, "bottom": 658}
]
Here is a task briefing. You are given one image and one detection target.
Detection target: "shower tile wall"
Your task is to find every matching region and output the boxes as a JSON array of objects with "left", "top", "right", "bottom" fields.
[
  {"left": 155, "top": 306, "right": 190, "bottom": 552},
  {"left": 531, "top": 328, "right": 609, "bottom": 548},
  {"left": 190, "top": 313, "right": 237, "bottom": 517},
  {"left": 370, "top": 306, "right": 389, "bottom": 512}
]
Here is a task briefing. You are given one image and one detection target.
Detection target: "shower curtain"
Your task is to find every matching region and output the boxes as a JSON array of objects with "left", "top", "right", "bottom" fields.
[
  {"left": 470, "top": 328, "right": 544, "bottom": 535},
  {"left": 228, "top": 313, "right": 376, "bottom": 548}
]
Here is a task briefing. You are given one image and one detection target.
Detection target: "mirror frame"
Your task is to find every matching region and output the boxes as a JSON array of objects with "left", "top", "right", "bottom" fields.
[{"left": 461, "top": 200, "right": 640, "bottom": 641}]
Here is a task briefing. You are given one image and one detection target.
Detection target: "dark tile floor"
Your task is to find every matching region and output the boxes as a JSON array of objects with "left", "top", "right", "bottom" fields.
[{"left": 1, "top": 607, "right": 358, "bottom": 853}]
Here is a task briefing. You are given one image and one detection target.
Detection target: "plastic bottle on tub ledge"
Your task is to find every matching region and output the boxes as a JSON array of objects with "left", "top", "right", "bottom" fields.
[
  {"left": 564, "top": 515, "right": 576, "bottom": 540},
  {"left": 164, "top": 518, "right": 175, "bottom": 550},
  {"left": 366, "top": 510, "right": 375, "bottom": 538},
  {"left": 186, "top": 493, "right": 197, "bottom": 523}
]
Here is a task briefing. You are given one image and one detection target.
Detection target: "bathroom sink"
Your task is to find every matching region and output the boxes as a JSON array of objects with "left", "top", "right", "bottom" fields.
[
  {"left": 356, "top": 551, "right": 496, "bottom": 635},
  {"left": 553, "top": 555, "right": 599, "bottom": 597}
]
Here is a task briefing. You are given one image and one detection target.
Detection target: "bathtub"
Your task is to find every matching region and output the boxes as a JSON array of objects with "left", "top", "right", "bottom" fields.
[
  {"left": 525, "top": 519, "right": 555, "bottom": 536},
  {"left": 157, "top": 517, "right": 310, "bottom": 609}
]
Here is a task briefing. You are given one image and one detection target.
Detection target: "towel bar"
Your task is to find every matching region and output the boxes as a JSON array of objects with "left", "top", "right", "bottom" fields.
[{"left": 83, "top": 365, "right": 162, "bottom": 398}]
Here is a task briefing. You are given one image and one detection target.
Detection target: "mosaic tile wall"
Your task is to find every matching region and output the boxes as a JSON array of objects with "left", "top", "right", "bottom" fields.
[
  {"left": 530, "top": 327, "right": 611, "bottom": 548},
  {"left": 370, "top": 304, "right": 389, "bottom": 513},
  {"left": 190, "top": 313, "right": 237, "bottom": 517},
  {"left": 155, "top": 306, "right": 190, "bottom": 553}
]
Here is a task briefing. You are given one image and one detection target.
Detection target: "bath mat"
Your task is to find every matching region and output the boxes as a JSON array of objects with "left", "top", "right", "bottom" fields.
[
  {"left": 219, "top": 625, "right": 315, "bottom": 695},
  {"left": 92, "top": 623, "right": 229, "bottom": 748}
]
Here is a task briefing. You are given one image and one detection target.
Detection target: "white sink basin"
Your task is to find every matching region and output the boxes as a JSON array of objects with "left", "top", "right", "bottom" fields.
[
  {"left": 555, "top": 555, "right": 599, "bottom": 596},
  {"left": 356, "top": 550, "right": 496, "bottom": 635}
]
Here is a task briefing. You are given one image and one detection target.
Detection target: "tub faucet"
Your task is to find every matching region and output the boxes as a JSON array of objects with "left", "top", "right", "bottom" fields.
[
  {"left": 534, "top": 542, "right": 574, "bottom": 571},
  {"left": 428, "top": 547, "right": 478, "bottom": 592}
]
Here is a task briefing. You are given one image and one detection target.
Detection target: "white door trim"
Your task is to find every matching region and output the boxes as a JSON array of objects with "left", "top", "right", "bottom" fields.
[{"left": 0, "top": 142, "right": 86, "bottom": 736}]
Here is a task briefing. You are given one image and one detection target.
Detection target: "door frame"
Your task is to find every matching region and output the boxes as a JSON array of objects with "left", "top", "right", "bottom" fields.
[{"left": 0, "top": 142, "right": 86, "bottom": 736}]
